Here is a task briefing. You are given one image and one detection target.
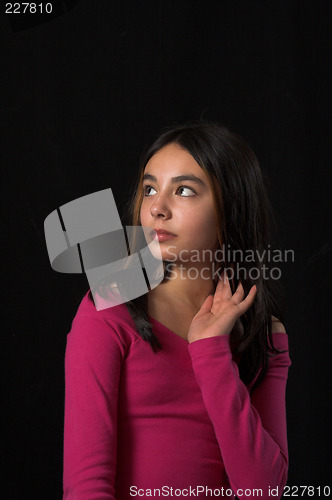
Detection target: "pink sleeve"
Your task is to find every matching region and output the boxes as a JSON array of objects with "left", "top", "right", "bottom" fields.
[
  {"left": 63, "top": 313, "right": 125, "bottom": 500},
  {"left": 188, "top": 332, "right": 291, "bottom": 500}
]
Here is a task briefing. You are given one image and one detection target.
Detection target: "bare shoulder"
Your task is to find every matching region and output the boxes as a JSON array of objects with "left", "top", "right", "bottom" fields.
[{"left": 271, "top": 315, "right": 287, "bottom": 334}]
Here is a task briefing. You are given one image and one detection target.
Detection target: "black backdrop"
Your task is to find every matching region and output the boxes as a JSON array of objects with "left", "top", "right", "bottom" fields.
[{"left": 1, "top": 1, "right": 331, "bottom": 499}]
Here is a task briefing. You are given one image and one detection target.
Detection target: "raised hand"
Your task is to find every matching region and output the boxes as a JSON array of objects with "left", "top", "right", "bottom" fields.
[{"left": 187, "top": 271, "right": 257, "bottom": 344}]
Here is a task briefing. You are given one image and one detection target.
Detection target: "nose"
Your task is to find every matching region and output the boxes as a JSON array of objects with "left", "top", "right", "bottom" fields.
[{"left": 150, "top": 194, "right": 172, "bottom": 219}]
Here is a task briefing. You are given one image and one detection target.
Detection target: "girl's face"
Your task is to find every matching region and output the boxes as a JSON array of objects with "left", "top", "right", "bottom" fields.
[{"left": 140, "top": 143, "right": 219, "bottom": 265}]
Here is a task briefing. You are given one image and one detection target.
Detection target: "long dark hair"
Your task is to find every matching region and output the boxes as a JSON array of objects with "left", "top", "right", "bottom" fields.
[{"left": 89, "top": 121, "right": 285, "bottom": 389}]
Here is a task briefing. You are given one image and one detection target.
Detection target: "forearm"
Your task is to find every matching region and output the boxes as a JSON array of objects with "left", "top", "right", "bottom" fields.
[
  {"left": 188, "top": 334, "right": 290, "bottom": 499},
  {"left": 63, "top": 313, "right": 124, "bottom": 500}
]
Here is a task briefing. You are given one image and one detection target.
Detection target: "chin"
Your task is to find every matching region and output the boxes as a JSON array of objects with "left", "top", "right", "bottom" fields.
[{"left": 160, "top": 246, "right": 179, "bottom": 264}]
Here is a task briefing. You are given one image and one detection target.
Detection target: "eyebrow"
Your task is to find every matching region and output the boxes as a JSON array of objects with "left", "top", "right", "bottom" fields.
[{"left": 142, "top": 173, "right": 206, "bottom": 187}]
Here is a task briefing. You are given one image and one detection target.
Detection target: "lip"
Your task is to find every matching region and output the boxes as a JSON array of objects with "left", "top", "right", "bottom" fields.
[{"left": 154, "top": 228, "right": 177, "bottom": 242}]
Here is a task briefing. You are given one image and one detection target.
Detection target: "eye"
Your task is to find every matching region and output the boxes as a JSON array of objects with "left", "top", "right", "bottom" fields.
[
  {"left": 177, "top": 186, "right": 196, "bottom": 197},
  {"left": 143, "top": 185, "right": 157, "bottom": 196}
]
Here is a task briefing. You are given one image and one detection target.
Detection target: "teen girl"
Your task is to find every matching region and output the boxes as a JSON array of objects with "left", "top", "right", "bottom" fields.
[{"left": 63, "top": 123, "right": 291, "bottom": 499}]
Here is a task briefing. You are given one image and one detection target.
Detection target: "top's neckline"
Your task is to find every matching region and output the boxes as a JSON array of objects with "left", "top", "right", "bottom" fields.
[
  {"left": 147, "top": 314, "right": 189, "bottom": 344},
  {"left": 148, "top": 314, "right": 287, "bottom": 344}
]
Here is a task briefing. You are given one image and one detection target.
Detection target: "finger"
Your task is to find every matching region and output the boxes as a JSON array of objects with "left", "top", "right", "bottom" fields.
[
  {"left": 231, "top": 281, "right": 245, "bottom": 304},
  {"left": 215, "top": 270, "right": 232, "bottom": 301},
  {"left": 237, "top": 285, "right": 257, "bottom": 316}
]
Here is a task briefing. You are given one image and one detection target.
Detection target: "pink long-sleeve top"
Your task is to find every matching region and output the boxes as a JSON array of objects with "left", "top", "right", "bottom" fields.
[{"left": 63, "top": 291, "right": 291, "bottom": 500}]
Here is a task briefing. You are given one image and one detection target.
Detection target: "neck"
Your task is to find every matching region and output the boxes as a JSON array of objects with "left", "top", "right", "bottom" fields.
[{"left": 148, "top": 261, "right": 218, "bottom": 312}]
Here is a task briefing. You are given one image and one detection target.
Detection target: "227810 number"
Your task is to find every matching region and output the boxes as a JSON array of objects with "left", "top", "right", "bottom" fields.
[
  {"left": 283, "top": 485, "right": 331, "bottom": 496},
  {"left": 5, "top": 3, "right": 53, "bottom": 14}
]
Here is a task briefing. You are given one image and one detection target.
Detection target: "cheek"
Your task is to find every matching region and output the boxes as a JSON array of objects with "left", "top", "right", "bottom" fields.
[
  {"left": 184, "top": 207, "right": 218, "bottom": 246},
  {"left": 139, "top": 201, "right": 149, "bottom": 225},
  {"left": 196, "top": 205, "right": 217, "bottom": 231}
]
